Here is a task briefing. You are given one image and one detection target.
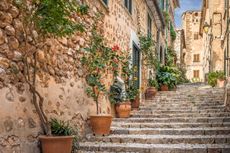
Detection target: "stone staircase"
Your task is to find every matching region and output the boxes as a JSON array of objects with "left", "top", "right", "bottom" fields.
[{"left": 77, "top": 84, "right": 230, "bottom": 153}]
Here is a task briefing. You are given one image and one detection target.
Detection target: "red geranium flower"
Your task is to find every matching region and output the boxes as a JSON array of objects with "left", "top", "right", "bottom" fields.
[{"left": 112, "top": 45, "right": 120, "bottom": 51}]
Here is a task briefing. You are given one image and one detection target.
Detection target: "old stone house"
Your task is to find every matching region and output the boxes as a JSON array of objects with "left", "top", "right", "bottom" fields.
[
  {"left": 200, "top": 0, "right": 225, "bottom": 77},
  {"left": 182, "top": 11, "right": 205, "bottom": 82},
  {"left": 0, "top": 0, "right": 179, "bottom": 152}
]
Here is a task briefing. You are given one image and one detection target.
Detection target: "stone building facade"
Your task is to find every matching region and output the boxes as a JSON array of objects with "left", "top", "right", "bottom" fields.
[
  {"left": 0, "top": 0, "right": 180, "bottom": 152},
  {"left": 200, "top": 0, "right": 225, "bottom": 77},
  {"left": 174, "top": 29, "right": 186, "bottom": 65},
  {"left": 182, "top": 11, "right": 204, "bottom": 82}
]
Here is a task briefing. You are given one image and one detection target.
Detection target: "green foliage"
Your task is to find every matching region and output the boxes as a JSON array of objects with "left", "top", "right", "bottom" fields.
[
  {"left": 15, "top": 0, "right": 89, "bottom": 37},
  {"left": 148, "top": 78, "right": 159, "bottom": 88},
  {"left": 170, "top": 24, "right": 176, "bottom": 42},
  {"left": 208, "top": 71, "right": 225, "bottom": 87},
  {"left": 109, "top": 80, "right": 126, "bottom": 104},
  {"left": 139, "top": 36, "right": 157, "bottom": 69},
  {"left": 127, "top": 84, "right": 139, "bottom": 101},
  {"left": 163, "top": 11, "right": 170, "bottom": 25},
  {"left": 156, "top": 66, "right": 177, "bottom": 89},
  {"left": 81, "top": 25, "right": 120, "bottom": 113},
  {"left": 166, "top": 47, "right": 176, "bottom": 66},
  {"left": 50, "top": 118, "right": 74, "bottom": 136}
]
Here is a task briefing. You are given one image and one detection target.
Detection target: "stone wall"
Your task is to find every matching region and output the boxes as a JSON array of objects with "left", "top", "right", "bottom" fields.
[
  {"left": 0, "top": 0, "right": 158, "bottom": 152},
  {"left": 182, "top": 11, "right": 205, "bottom": 82}
]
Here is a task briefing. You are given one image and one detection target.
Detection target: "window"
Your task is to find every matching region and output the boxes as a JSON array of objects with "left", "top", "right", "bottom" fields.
[
  {"left": 193, "top": 54, "right": 200, "bottom": 62},
  {"left": 194, "top": 33, "right": 199, "bottom": 40},
  {"left": 124, "top": 0, "right": 132, "bottom": 14},
  {"left": 147, "top": 14, "right": 152, "bottom": 37},
  {"left": 102, "top": 0, "right": 108, "bottom": 5},
  {"left": 193, "top": 70, "right": 200, "bottom": 78}
]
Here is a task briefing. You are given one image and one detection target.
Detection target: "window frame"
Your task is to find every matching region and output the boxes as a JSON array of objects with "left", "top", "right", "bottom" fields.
[
  {"left": 193, "top": 54, "right": 200, "bottom": 62},
  {"left": 147, "top": 13, "right": 152, "bottom": 38},
  {"left": 193, "top": 70, "right": 200, "bottom": 78},
  {"left": 124, "top": 0, "right": 132, "bottom": 14}
]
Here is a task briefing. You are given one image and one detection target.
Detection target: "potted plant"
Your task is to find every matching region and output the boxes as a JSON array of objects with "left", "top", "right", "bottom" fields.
[
  {"left": 145, "top": 78, "right": 158, "bottom": 100},
  {"left": 110, "top": 78, "right": 131, "bottom": 118},
  {"left": 81, "top": 25, "right": 120, "bottom": 135},
  {"left": 39, "top": 119, "right": 77, "bottom": 153},
  {"left": 157, "top": 72, "right": 176, "bottom": 91},
  {"left": 16, "top": 1, "right": 88, "bottom": 152},
  {"left": 217, "top": 71, "right": 225, "bottom": 87},
  {"left": 129, "top": 85, "right": 140, "bottom": 110}
]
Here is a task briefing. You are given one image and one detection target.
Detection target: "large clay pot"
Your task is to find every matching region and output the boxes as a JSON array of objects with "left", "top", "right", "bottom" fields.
[
  {"left": 131, "top": 96, "right": 140, "bottom": 109},
  {"left": 217, "top": 79, "right": 225, "bottom": 87},
  {"left": 90, "top": 115, "right": 112, "bottom": 136},
  {"left": 145, "top": 87, "right": 157, "bottom": 100},
  {"left": 115, "top": 102, "right": 131, "bottom": 118},
  {"left": 160, "top": 85, "right": 169, "bottom": 91},
  {"left": 39, "top": 136, "right": 74, "bottom": 153}
]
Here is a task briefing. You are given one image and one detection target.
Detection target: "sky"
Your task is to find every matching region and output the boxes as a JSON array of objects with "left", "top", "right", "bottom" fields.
[{"left": 175, "top": 0, "right": 202, "bottom": 28}]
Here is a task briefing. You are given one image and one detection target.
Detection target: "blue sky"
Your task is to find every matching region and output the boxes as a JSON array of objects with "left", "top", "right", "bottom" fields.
[{"left": 175, "top": 0, "right": 202, "bottom": 28}]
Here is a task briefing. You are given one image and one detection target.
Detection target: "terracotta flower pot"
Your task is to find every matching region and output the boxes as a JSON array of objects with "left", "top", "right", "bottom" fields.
[
  {"left": 90, "top": 115, "right": 112, "bottom": 136},
  {"left": 115, "top": 102, "right": 131, "bottom": 118},
  {"left": 217, "top": 79, "right": 225, "bottom": 87},
  {"left": 39, "top": 136, "right": 74, "bottom": 153},
  {"left": 131, "top": 96, "right": 140, "bottom": 109},
  {"left": 160, "top": 85, "right": 169, "bottom": 91},
  {"left": 145, "top": 87, "right": 157, "bottom": 100}
]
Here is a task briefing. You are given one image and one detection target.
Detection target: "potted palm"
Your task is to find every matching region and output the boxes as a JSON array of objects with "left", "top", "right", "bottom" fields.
[
  {"left": 40, "top": 119, "right": 77, "bottom": 153},
  {"left": 110, "top": 78, "right": 131, "bottom": 118}
]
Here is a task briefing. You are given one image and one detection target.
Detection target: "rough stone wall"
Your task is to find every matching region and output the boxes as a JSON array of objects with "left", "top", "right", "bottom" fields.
[
  {"left": 0, "top": 0, "right": 109, "bottom": 152},
  {"left": 182, "top": 11, "right": 204, "bottom": 82},
  {"left": 0, "top": 0, "right": 159, "bottom": 152},
  {"left": 174, "top": 29, "right": 182, "bottom": 65}
]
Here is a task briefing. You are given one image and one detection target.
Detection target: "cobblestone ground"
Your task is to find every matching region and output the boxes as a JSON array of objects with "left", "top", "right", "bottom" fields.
[{"left": 77, "top": 84, "right": 230, "bottom": 153}]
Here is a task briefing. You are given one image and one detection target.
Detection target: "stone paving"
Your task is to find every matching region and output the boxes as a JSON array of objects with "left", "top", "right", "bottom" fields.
[{"left": 77, "top": 84, "right": 230, "bottom": 153}]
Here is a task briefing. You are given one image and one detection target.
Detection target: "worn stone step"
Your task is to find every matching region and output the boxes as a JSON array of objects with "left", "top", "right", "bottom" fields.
[
  {"left": 111, "top": 127, "right": 230, "bottom": 135},
  {"left": 113, "top": 117, "right": 230, "bottom": 123},
  {"left": 111, "top": 122, "right": 230, "bottom": 128},
  {"left": 131, "top": 112, "right": 230, "bottom": 118},
  {"left": 78, "top": 142, "right": 230, "bottom": 153},
  {"left": 142, "top": 103, "right": 225, "bottom": 107},
  {"left": 85, "top": 134, "right": 230, "bottom": 144},
  {"left": 136, "top": 109, "right": 229, "bottom": 114},
  {"left": 139, "top": 106, "right": 226, "bottom": 111}
]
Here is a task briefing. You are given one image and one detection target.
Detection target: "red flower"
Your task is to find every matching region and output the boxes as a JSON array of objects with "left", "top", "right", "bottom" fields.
[{"left": 112, "top": 45, "right": 120, "bottom": 51}]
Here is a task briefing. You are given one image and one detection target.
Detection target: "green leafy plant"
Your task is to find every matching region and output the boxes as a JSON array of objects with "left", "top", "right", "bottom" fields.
[
  {"left": 109, "top": 80, "right": 126, "bottom": 104},
  {"left": 208, "top": 71, "right": 225, "bottom": 87},
  {"left": 156, "top": 66, "right": 177, "bottom": 89},
  {"left": 148, "top": 78, "right": 159, "bottom": 88},
  {"left": 163, "top": 11, "right": 170, "bottom": 25},
  {"left": 81, "top": 24, "right": 120, "bottom": 114},
  {"left": 170, "top": 24, "right": 176, "bottom": 42},
  {"left": 139, "top": 36, "right": 157, "bottom": 69},
  {"left": 50, "top": 118, "right": 74, "bottom": 136}
]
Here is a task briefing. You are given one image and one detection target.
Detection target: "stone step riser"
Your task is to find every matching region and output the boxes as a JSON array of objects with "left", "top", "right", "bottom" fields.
[
  {"left": 112, "top": 123, "right": 230, "bottom": 128},
  {"left": 136, "top": 110, "right": 228, "bottom": 114},
  {"left": 142, "top": 103, "right": 224, "bottom": 106},
  {"left": 113, "top": 118, "right": 230, "bottom": 123},
  {"left": 87, "top": 136, "right": 230, "bottom": 145},
  {"left": 131, "top": 114, "right": 230, "bottom": 118},
  {"left": 78, "top": 145, "right": 230, "bottom": 153},
  {"left": 112, "top": 129, "right": 230, "bottom": 135},
  {"left": 139, "top": 107, "right": 226, "bottom": 111}
]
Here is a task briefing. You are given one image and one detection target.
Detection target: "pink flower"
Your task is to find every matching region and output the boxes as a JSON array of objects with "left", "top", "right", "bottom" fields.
[{"left": 112, "top": 45, "right": 120, "bottom": 51}]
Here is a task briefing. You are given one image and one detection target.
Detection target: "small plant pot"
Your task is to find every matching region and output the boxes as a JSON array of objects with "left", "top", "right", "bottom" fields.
[
  {"left": 115, "top": 102, "right": 131, "bottom": 118},
  {"left": 131, "top": 96, "right": 140, "bottom": 109},
  {"left": 39, "top": 136, "right": 74, "bottom": 153},
  {"left": 145, "top": 87, "right": 157, "bottom": 100},
  {"left": 160, "top": 85, "right": 169, "bottom": 91},
  {"left": 217, "top": 79, "right": 225, "bottom": 87},
  {"left": 90, "top": 115, "right": 112, "bottom": 136}
]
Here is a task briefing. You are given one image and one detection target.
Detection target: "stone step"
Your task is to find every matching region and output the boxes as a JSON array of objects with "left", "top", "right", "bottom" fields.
[
  {"left": 113, "top": 117, "right": 230, "bottom": 123},
  {"left": 111, "top": 127, "right": 230, "bottom": 135},
  {"left": 142, "top": 103, "right": 225, "bottom": 107},
  {"left": 111, "top": 122, "right": 230, "bottom": 128},
  {"left": 136, "top": 109, "right": 229, "bottom": 114},
  {"left": 85, "top": 134, "right": 230, "bottom": 144},
  {"left": 139, "top": 107, "right": 226, "bottom": 112},
  {"left": 131, "top": 112, "right": 230, "bottom": 118},
  {"left": 78, "top": 142, "right": 230, "bottom": 153},
  {"left": 139, "top": 106, "right": 226, "bottom": 111}
]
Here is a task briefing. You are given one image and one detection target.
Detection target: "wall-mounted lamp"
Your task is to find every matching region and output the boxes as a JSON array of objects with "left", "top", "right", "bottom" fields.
[{"left": 203, "top": 22, "right": 210, "bottom": 34}]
